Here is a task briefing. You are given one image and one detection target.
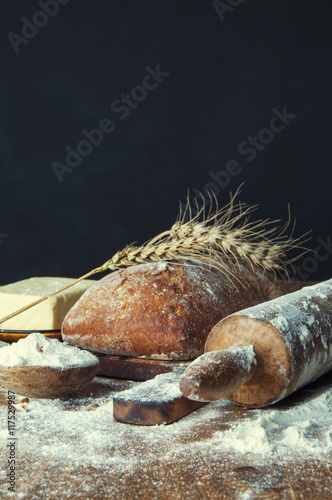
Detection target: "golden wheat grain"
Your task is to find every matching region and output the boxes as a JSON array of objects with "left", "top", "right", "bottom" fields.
[
  {"left": 102, "top": 188, "right": 309, "bottom": 277},
  {"left": 0, "top": 188, "right": 309, "bottom": 324}
]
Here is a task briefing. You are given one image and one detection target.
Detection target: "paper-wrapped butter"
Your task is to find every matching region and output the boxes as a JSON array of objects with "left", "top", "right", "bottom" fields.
[{"left": 0, "top": 277, "right": 96, "bottom": 330}]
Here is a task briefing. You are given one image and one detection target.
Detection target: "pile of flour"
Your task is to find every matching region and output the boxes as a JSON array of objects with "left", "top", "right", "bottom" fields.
[
  {"left": 0, "top": 332, "right": 98, "bottom": 369},
  {"left": 212, "top": 387, "right": 332, "bottom": 454}
]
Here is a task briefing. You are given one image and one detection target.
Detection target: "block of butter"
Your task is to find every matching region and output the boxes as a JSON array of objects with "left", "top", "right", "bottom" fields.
[{"left": 0, "top": 277, "right": 96, "bottom": 331}]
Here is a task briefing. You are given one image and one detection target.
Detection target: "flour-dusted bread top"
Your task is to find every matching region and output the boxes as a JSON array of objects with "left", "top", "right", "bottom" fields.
[{"left": 61, "top": 261, "right": 286, "bottom": 360}]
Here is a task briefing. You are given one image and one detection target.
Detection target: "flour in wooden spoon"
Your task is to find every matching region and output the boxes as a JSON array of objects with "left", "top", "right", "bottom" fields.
[{"left": 0, "top": 332, "right": 97, "bottom": 368}]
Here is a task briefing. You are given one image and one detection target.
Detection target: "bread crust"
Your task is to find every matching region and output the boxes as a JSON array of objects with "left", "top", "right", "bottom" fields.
[{"left": 62, "top": 261, "right": 286, "bottom": 360}]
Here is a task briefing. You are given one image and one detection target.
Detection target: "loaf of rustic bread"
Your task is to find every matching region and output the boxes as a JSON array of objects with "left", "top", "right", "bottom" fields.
[{"left": 61, "top": 261, "right": 302, "bottom": 360}]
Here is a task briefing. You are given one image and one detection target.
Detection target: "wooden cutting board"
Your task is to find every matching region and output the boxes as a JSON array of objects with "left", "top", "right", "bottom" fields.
[
  {"left": 96, "top": 354, "right": 207, "bottom": 425},
  {"left": 96, "top": 353, "right": 187, "bottom": 380},
  {"left": 112, "top": 366, "right": 207, "bottom": 425}
]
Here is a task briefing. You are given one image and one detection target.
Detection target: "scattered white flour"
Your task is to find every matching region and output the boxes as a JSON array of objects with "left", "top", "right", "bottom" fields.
[
  {"left": 2, "top": 377, "right": 330, "bottom": 460},
  {"left": 0, "top": 332, "right": 98, "bottom": 369},
  {"left": 0, "top": 374, "right": 331, "bottom": 498},
  {"left": 115, "top": 369, "right": 184, "bottom": 403},
  {"left": 215, "top": 387, "right": 332, "bottom": 455}
]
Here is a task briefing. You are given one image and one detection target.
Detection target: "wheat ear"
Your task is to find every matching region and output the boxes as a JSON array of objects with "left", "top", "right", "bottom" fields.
[
  {"left": 104, "top": 189, "right": 309, "bottom": 275},
  {"left": 0, "top": 189, "right": 309, "bottom": 325}
]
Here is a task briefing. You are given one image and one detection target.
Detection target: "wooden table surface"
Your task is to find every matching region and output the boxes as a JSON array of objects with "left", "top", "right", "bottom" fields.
[{"left": 0, "top": 370, "right": 331, "bottom": 500}]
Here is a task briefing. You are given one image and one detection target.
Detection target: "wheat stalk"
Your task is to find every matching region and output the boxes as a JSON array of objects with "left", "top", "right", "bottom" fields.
[
  {"left": 103, "top": 189, "right": 308, "bottom": 275},
  {"left": 0, "top": 188, "right": 309, "bottom": 325}
]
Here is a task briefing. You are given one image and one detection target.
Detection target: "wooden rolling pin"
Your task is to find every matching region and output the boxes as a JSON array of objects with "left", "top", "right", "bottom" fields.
[{"left": 180, "top": 278, "right": 332, "bottom": 408}]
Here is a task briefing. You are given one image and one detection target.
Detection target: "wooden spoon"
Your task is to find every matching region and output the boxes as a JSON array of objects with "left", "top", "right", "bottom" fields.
[{"left": 0, "top": 361, "right": 99, "bottom": 398}]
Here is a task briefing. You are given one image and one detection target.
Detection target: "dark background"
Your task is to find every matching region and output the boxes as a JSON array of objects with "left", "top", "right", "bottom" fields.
[{"left": 0, "top": 0, "right": 331, "bottom": 285}]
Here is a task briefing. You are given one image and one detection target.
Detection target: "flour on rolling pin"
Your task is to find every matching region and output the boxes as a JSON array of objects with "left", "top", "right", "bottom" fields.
[{"left": 180, "top": 279, "right": 332, "bottom": 407}]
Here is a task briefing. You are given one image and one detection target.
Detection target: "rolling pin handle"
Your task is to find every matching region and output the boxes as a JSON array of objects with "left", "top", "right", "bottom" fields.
[{"left": 179, "top": 345, "right": 257, "bottom": 402}]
